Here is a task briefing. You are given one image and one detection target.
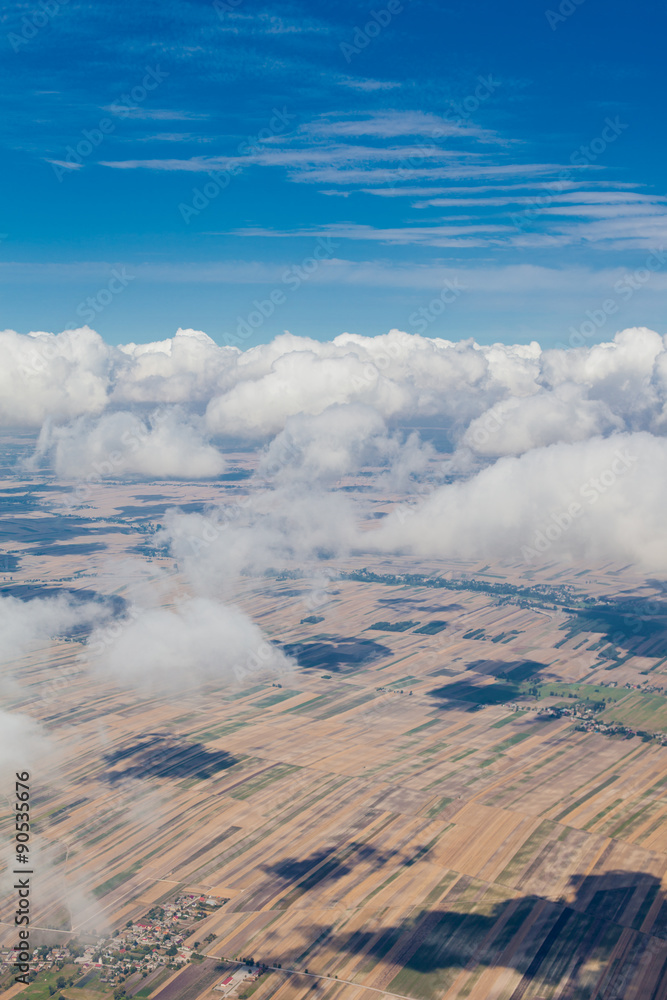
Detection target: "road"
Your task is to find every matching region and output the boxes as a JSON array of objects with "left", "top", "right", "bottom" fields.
[{"left": 205, "top": 953, "right": 421, "bottom": 1000}]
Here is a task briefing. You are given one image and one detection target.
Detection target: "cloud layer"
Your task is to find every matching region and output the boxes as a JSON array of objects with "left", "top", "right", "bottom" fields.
[
  {"left": 5, "top": 324, "right": 667, "bottom": 459},
  {"left": 5, "top": 323, "right": 667, "bottom": 574}
]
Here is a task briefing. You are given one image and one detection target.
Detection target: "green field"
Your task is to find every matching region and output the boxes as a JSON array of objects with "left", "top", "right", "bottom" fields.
[
  {"left": 600, "top": 692, "right": 667, "bottom": 730},
  {"left": 369, "top": 620, "right": 419, "bottom": 632},
  {"left": 435, "top": 676, "right": 667, "bottom": 733},
  {"left": 229, "top": 763, "right": 301, "bottom": 800},
  {"left": 93, "top": 861, "right": 142, "bottom": 898},
  {"left": 12, "top": 964, "right": 91, "bottom": 1000}
]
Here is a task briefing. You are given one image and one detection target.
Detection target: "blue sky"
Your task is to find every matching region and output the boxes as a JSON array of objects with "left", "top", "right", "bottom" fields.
[{"left": 2, "top": 0, "right": 666, "bottom": 347}]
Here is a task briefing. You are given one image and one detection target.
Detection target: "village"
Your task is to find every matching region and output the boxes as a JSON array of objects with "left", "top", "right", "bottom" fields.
[
  {"left": 0, "top": 893, "right": 230, "bottom": 995},
  {"left": 506, "top": 679, "right": 667, "bottom": 745}
]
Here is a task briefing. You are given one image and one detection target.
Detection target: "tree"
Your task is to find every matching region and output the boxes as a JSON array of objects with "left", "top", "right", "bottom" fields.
[{"left": 56, "top": 977, "right": 67, "bottom": 989}]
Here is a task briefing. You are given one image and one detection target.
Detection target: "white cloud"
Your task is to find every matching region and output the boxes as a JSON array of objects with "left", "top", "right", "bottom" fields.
[
  {"left": 205, "top": 333, "right": 416, "bottom": 438},
  {"left": 4, "top": 324, "right": 667, "bottom": 481},
  {"left": 29, "top": 408, "right": 226, "bottom": 480},
  {"left": 10, "top": 325, "right": 667, "bottom": 672},
  {"left": 0, "top": 326, "right": 110, "bottom": 428},
  {"left": 0, "top": 594, "right": 111, "bottom": 666},
  {"left": 231, "top": 222, "right": 511, "bottom": 245},
  {"left": 258, "top": 403, "right": 434, "bottom": 487},
  {"left": 113, "top": 328, "right": 236, "bottom": 404},
  {"left": 0, "top": 710, "right": 51, "bottom": 784},
  {"left": 160, "top": 486, "right": 357, "bottom": 596},
  {"left": 461, "top": 384, "right": 624, "bottom": 458},
  {"left": 88, "top": 597, "right": 293, "bottom": 690},
  {"left": 374, "top": 431, "right": 667, "bottom": 572},
  {"left": 297, "top": 110, "right": 499, "bottom": 142}
]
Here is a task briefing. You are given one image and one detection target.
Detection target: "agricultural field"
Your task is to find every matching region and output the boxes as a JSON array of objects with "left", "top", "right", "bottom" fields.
[{"left": 3, "top": 473, "right": 667, "bottom": 999}]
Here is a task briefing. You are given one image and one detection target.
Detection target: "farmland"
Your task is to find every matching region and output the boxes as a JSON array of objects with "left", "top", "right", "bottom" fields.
[{"left": 3, "top": 473, "right": 667, "bottom": 998}]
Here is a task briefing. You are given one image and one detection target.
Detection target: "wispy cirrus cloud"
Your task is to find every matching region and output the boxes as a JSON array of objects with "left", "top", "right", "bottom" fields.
[
  {"left": 103, "top": 107, "right": 210, "bottom": 121},
  {"left": 544, "top": 213, "right": 667, "bottom": 250},
  {"left": 336, "top": 75, "right": 402, "bottom": 91},
  {"left": 100, "top": 142, "right": 488, "bottom": 172},
  {"left": 288, "top": 162, "right": 593, "bottom": 185},
  {"left": 211, "top": 9, "right": 333, "bottom": 35},
  {"left": 96, "top": 107, "right": 512, "bottom": 181},
  {"left": 98, "top": 155, "right": 587, "bottom": 188},
  {"left": 413, "top": 190, "right": 666, "bottom": 209},
  {"left": 46, "top": 159, "right": 83, "bottom": 172},
  {"left": 295, "top": 109, "right": 505, "bottom": 141},
  {"left": 229, "top": 222, "right": 511, "bottom": 247},
  {"left": 360, "top": 181, "right": 639, "bottom": 198}
]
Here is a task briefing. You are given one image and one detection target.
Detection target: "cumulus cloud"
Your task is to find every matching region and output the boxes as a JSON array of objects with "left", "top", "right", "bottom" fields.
[
  {"left": 113, "top": 328, "right": 237, "bottom": 405},
  {"left": 0, "top": 326, "right": 236, "bottom": 429},
  {"left": 5, "top": 324, "right": 667, "bottom": 464},
  {"left": 87, "top": 597, "right": 293, "bottom": 690},
  {"left": 0, "top": 710, "right": 51, "bottom": 783},
  {"left": 374, "top": 432, "right": 667, "bottom": 572},
  {"left": 203, "top": 330, "right": 512, "bottom": 440},
  {"left": 0, "top": 326, "right": 110, "bottom": 427},
  {"left": 0, "top": 573, "right": 286, "bottom": 708},
  {"left": 8, "top": 322, "right": 667, "bottom": 576},
  {"left": 29, "top": 407, "right": 226, "bottom": 480},
  {"left": 0, "top": 594, "right": 112, "bottom": 667},
  {"left": 161, "top": 488, "right": 357, "bottom": 595},
  {"left": 257, "top": 403, "right": 435, "bottom": 486},
  {"left": 461, "top": 383, "right": 623, "bottom": 458}
]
